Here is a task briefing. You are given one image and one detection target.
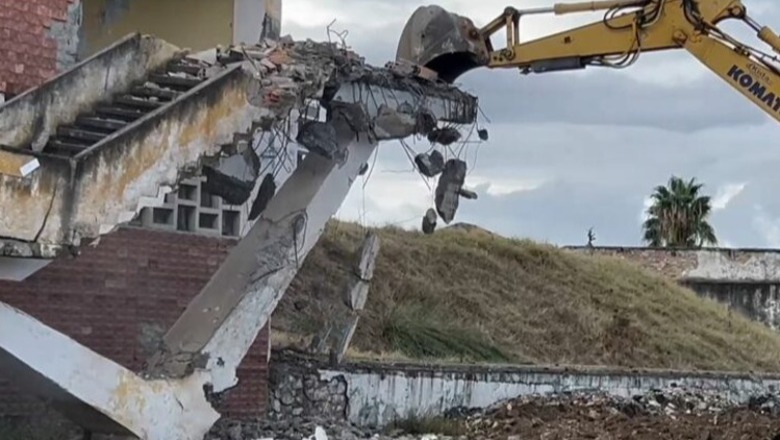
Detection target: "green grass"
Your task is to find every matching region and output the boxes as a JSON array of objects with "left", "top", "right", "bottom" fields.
[
  {"left": 273, "top": 220, "right": 780, "bottom": 372},
  {"left": 379, "top": 304, "right": 511, "bottom": 362}
]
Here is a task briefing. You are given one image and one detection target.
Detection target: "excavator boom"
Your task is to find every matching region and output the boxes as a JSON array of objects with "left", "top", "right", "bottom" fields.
[{"left": 397, "top": 0, "right": 780, "bottom": 123}]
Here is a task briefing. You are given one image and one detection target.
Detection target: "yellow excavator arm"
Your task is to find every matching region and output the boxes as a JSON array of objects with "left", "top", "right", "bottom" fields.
[{"left": 396, "top": 0, "right": 780, "bottom": 123}]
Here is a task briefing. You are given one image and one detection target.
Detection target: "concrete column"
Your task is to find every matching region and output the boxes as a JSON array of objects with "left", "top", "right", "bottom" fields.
[{"left": 147, "top": 108, "right": 380, "bottom": 392}]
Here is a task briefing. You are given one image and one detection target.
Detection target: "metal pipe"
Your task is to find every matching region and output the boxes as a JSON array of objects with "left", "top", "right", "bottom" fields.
[{"left": 552, "top": 0, "right": 646, "bottom": 15}]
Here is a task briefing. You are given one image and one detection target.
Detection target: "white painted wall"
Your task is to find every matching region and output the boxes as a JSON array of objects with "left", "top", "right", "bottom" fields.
[{"left": 312, "top": 366, "right": 780, "bottom": 427}]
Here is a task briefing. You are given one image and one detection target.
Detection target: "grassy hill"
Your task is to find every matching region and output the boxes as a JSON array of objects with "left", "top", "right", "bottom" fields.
[{"left": 273, "top": 220, "right": 780, "bottom": 372}]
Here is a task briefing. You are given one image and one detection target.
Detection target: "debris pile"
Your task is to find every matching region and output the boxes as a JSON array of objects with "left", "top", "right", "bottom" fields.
[
  {"left": 448, "top": 388, "right": 780, "bottom": 439},
  {"left": 205, "top": 388, "right": 780, "bottom": 439}
]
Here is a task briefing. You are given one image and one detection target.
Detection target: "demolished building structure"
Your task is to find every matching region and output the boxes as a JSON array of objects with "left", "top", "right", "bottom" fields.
[{"left": 0, "top": 22, "right": 479, "bottom": 440}]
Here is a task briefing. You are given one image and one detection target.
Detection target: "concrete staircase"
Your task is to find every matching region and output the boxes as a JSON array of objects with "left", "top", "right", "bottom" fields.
[
  {"left": 0, "top": 33, "right": 268, "bottom": 252},
  {"left": 45, "top": 57, "right": 216, "bottom": 156}
]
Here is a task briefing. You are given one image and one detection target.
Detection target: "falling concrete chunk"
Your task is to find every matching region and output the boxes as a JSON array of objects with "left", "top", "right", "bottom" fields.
[
  {"left": 354, "top": 232, "right": 380, "bottom": 283},
  {"left": 459, "top": 188, "right": 478, "bottom": 200},
  {"left": 422, "top": 208, "right": 438, "bottom": 234},
  {"left": 296, "top": 120, "right": 341, "bottom": 160},
  {"left": 428, "top": 126, "right": 462, "bottom": 145},
  {"left": 248, "top": 173, "right": 277, "bottom": 221},
  {"left": 201, "top": 166, "right": 255, "bottom": 205},
  {"left": 415, "top": 149, "right": 444, "bottom": 177},
  {"left": 478, "top": 127, "right": 489, "bottom": 141},
  {"left": 435, "top": 159, "right": 468, "bottom": 223},
  {"left": 334, "top": 233, "right": 380, "bottom": 363}
]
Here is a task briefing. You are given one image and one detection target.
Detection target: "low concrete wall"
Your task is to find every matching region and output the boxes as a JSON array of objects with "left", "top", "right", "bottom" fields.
[
  {"left": 269, "top": 351, "right": 780, "bottom": 428},
  {"left": 565, "top": 246, "right": 780, "bottom": 281},
  {"left": 566, "top": 246, "right": 780, "bottom": 330}
]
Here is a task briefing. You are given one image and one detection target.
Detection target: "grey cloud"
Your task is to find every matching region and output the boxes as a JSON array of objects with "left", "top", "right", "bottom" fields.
[{"left": 359, "top": 121, "right": 780, "bottom": 247}]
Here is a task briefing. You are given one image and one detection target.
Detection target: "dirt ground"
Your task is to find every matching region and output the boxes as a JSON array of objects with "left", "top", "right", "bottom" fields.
[{"left": 459, "top": 393, "right": 780, "bottom": 440}]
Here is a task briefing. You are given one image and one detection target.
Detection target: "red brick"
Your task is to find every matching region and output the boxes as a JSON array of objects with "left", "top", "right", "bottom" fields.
[
  {"left": 0, "top": 0, "right": 75, "bottom": 95},
  {"left": 0, "top": 227, "right": 269, "bottom": 419}
]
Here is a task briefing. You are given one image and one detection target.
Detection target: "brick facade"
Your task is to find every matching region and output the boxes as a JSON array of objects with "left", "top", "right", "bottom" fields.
[
  {"left": 0, "top": 0, "right": 78, "bottom": 96},
  {"left": 0, "top": 227, "right": 269, "bottom": 418}
]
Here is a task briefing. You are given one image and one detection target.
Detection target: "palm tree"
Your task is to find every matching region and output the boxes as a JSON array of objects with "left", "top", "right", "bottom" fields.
[{"left": 642, "top": 176, "right": 718, "bottom": 248}]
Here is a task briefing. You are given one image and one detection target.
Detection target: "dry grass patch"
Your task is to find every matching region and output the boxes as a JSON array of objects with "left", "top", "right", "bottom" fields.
[{"left": 273, "top": 220, "right": 780, "bottom": 371}]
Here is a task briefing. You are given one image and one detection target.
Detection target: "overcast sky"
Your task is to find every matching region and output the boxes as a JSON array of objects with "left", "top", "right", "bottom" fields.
[{"left": 281, "top": 0, "right": 780, "bottom": 248}]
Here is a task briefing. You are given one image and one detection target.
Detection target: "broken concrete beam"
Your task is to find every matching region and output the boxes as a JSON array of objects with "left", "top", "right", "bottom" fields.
[
  {"left": 342, "top": 233, "right": 380, "bottom": 311},
  {"left": 146, "top": 107, "right": 380, "bottom": 390},
  {"left": 0, "top": 302, "right": 219, "bottom": 438},
  {"left": 333, "top": 315, "right": 361, "bottom": 364},
  {"left": 354, "top": 232, "right": 380, "bottom": 284},
  {"left": 333, "top": 233, "right": 380, "bottom": 362},
  {"left": 329, "top": 81, "right": 476, "bottom": 127}
]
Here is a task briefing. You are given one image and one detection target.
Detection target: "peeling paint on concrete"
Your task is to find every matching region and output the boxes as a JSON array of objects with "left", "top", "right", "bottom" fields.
[{"left": 48, "top": 0, "right": 83, "bottom": 71}]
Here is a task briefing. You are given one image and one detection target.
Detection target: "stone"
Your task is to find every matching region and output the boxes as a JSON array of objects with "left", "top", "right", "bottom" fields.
[
  {"left": 280, "top": 390, "right": 295, "bottom": 406},
  {"left": 422, "top": 208, "right": 437, "bottom": 234},
  {"left": 435, "top": 159, "right": 468, "bottom": 223},
  {"left": 427, "top": 127, "right": 462, "bottom": 145},
  {"left": 296, "top": 121, "right": 339, "bottom": 159},
  {"left": 415, "top": 150, "right": 445, "bottom": 177}
]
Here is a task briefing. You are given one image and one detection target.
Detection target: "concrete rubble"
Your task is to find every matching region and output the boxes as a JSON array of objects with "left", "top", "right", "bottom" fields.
[
  {"left": 204, "top": 386, "right": 780, "bottom": 439},
  {"left": 0, "top": 31, "right": 478, "bottom": 440}
]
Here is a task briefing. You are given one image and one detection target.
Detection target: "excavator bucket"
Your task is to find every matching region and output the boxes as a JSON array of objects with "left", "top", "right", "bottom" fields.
[{"left": 396, "top": 5, "right": 491, "bottom": 83}]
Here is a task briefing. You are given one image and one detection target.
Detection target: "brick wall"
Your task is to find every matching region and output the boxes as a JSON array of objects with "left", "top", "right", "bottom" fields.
[
  {"left": 0, "top": 0, "right": 80, "bottom": 96},
  {"left": 0, "top": 227, "right": 269, "bottom": 418}
]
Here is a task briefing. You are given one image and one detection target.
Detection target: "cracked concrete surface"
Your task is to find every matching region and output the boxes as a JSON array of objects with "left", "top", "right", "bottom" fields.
[{"left": 0, "top": 33, "right": 478, "bottom": 440}]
